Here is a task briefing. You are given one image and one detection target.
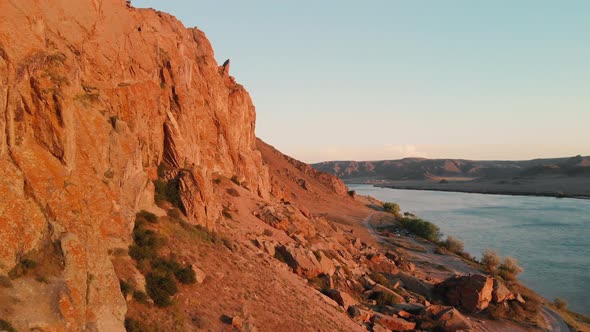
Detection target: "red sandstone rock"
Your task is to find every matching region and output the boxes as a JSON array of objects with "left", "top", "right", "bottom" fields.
[{"left": 437, "top": 275, "right": 494, "bottom": 313}]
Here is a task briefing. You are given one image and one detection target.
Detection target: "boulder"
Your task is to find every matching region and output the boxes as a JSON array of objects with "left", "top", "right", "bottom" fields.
[
  {"left": 274, "top": 245, "right": 320, "bottom": 278},
  {"left": 324, "top": 289, "right": 358, "bottom": 310},
  {"left": 425, "top": 305, "right": 472, "bottom": 331},
  {"left": 436, "top": 275, "right": 494, "bottom": 312},
  {"left": 396, "top": 272, "right": 433, "bottom": 299},
  {"left": 347, "top": 305, "right": 373, "bottom": 323},
  {"left": 315, "top": 251, "right": 336, "bottom": 276},
  {"left": 492, "top": 279, "right": 515, "bottom": 303},
  {"left": 390, "top": 303, "right": 426, "bottom": 315},
  {"left": 373, "top": 284, "right": 406, "bottom": 304},
  {"left": 193, "top": 265, "right": 206, "bottom": 284},
  {"left": 373, "top": 313, "right": 416, "bottom": 331}
]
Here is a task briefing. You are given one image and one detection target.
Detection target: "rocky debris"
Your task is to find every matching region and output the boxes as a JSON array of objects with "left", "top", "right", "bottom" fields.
[
  {"left": 492, "top": 279, "right": 515, "bottom": 303},
  {"left": 315, "top": 251, "right": 336, "bottom": 276},
  {"left": 389, "top": 303, "right": 426, "bottom": 315},
  {"left": 373, "top": 313, "right": 416, "bottom": 331},
  {"left": 348, "top": 305, "right": 374, "bottom": 323},
  {"left": 424, "top": 305, "right": 472, "bottom": 331},
  {"left": 373, "top": 284, "right": 406, "bottom": 303},
  {"left": 274, "top": 245, "right": 321, "bottom": 278},
  {"left": 324, "top": 289, "right": 358, "bottom": 310},
  {"left": 396, "top": 272, "right": 433, "bottom": 299},
  {"left": 232, "top": 315, "right": 244, "bottom": 329},
  {"left": 436, "top": 275, "right": 494, "bottom": 313},
  {"left": 193, "top": 265, "right": 206, "bottom": 284}
]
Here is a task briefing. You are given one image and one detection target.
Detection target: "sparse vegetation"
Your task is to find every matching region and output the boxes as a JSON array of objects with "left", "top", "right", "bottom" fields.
[
  {"left": 441, "top": 236, "right": 464, "bottom": 254},
  {"left": 0, "top": 275, "right": 12, "bottom": 288},
  {"left": 133, "top": 290, "right": 149, "bottom": 304},
  {"left": 146, "top": 272, "right": 178, "bottom": 307},
  {"left": 383, "top": 202, "right": 402, "bottom": 218},
  {"left": 554, "top": 298, "right": 568, "bottom": 311},
  {"left": 398, "top": 217, "right": 441, "bottom": 242},
  {"left": 263, "top": 229, "right": 273, "bottom": 237},
  {"left": 120, "top": 280, "right": 133, "bottom": 297},
  {"left": 9, "top": 258, "right": 38, "bottom": 278},
  {"left": 0, "top": 319, "right": 16, "bottom": 332},
  {"left": 482, "top": 249, "right": 501, "bottom": 273},
  {"left": 137, "top": 210, "right": 158, "bottom": 223},
  {"left": 154, "top": 177, "right": 183, "bottom": 208},
  {"left": 222, "top": 208, "right": 233, "bottom": 220},
  {"left": 230, "top": 175, "right": 240, "bottom": 185},
  {"left": 226, "top": 188, "right": 240, "bottom": 197},
  {"left": 498, "top": 256, "right": 524, "bottom": 281},
  {"left": 125, "top": 318, "right": 149, "bottom": 332},
  {"left": 213, "top": 178, "right": 222, "bottom": 185},
  {"left": 167, "top": 208, "right": 183, "bottom": 222}
]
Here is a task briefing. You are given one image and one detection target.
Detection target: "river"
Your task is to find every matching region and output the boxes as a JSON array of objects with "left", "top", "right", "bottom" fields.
[{"left": 349, "top": 184, "right": 590, "bottom": 315}]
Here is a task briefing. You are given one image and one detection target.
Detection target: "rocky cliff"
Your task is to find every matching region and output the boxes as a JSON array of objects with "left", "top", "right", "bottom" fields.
[{"left": 0, "top": 0, "right": 270, "bottom": 329}]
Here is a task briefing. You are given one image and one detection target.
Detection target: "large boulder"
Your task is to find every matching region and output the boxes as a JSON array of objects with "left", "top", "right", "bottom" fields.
[
  {"left": 436, "top": 275, "right": 494, "bottom": 312},
  {"left": 274, "top": 245, "right": 321, "bottom": 278},
  {"left": 492, "top": 279, "right": 515, "bottom": 303},
  {"left": 425, "top": 305, "right": 472, "bottom": 331}
]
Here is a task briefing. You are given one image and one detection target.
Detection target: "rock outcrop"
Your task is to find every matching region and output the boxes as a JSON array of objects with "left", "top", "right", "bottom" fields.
[
  {"left": 436, "top": 274, "right": 494, "bottom": 313},
  {"left": 0, "top": 0, "right": 270, "bottom": 329}
]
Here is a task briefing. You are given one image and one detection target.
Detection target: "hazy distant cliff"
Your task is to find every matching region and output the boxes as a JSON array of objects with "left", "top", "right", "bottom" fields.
[{"left": 314, "top": 155, "right": 590, "bottom": 181}]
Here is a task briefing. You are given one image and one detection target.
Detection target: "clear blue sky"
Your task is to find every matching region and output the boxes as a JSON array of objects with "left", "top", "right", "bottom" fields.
[{"left": 133, "top": 1, "right": 590, "bottom": 162}]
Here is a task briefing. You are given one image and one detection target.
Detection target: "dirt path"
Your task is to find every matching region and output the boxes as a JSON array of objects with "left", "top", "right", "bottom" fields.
[{"left": 542, "top": 306, "right": 571, "bottom": 332}]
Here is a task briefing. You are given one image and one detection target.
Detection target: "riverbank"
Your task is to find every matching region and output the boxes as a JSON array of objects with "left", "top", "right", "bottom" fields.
[
  {"left": 367, "top": 177, "right": 590, "bottom": 200},
  {"left": 349, "top": 184, "right": 590, "bottom": 318}
]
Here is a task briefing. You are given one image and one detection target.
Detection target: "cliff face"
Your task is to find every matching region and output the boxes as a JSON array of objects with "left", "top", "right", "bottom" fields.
[{"left": 0, "top": 0, "right": 269, "bottom": 329}]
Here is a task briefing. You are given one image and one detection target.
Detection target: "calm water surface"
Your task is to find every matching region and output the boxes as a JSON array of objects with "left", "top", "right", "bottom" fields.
[{"left": 349, "top": 184, "right": 590, "bottom": 315}]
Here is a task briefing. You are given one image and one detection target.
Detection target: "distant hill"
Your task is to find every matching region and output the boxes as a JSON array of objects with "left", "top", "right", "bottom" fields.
[{"left": 313, "top": 155, "right": 590, "bottom": 181}]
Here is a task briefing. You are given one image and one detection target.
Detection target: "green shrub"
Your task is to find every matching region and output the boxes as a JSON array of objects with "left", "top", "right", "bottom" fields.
[
  {"left": 0, "top": 319, "right": 16, "bottom": 332},
  {"left": 263, "top": 229, "right": 273, "bottom": 237},
  {"left": 120, "top": 280, "right": 133, "bottom": 297},
  {"left": 222, "top": 208, "right": 233, "bottom": 220},
  {"left": 383, "top": 202, "right": 401, "bottom": 217},
  {"left": 146, "top": 272, "right": 178, "bottom": 307},
  {"left": 133, "top": 290, "right": 149, "bottom": 304},
  {"left": 226, "top": 188, "right": 240, "bottom": 197},
  {"left": 175, "top": 266, "right": 196, "bottom": 284},
  {"left": 129, "top": 220, "right": 163, "bottom": 262},
  {"left": 137, "top": 210, "right": 158, "bottom": 223},
  {"left": 230, "top": 176, "right": 240, "bottom": 185},
  {"left": 399, "top": 217, "right": 441, "bottom": 242},
  {"left": 125, "top": 318, "right": 149, "bottom": 332},
  {"left": 157, "top": 163, "right": 167, "bottom": 178},
  {"left": 213, "top": 178, "right": 222, "bottom": 185},
  {"left": 167, "top": 208, "right": 182, "bottom": 221},
  {"left": 154, "top": 177, "right": 182, "bottom": 208}
]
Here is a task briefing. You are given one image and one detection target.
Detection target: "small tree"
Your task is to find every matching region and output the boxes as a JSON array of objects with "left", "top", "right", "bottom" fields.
[
  {"left": 481, "top": 249, "right": 501, "bottom": 273},
  {"left": 383, "top": 202, "right": 401, "bottom": 219},
  {"left": 498, "top": 256, "right": 523, "bottom": 281}
]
